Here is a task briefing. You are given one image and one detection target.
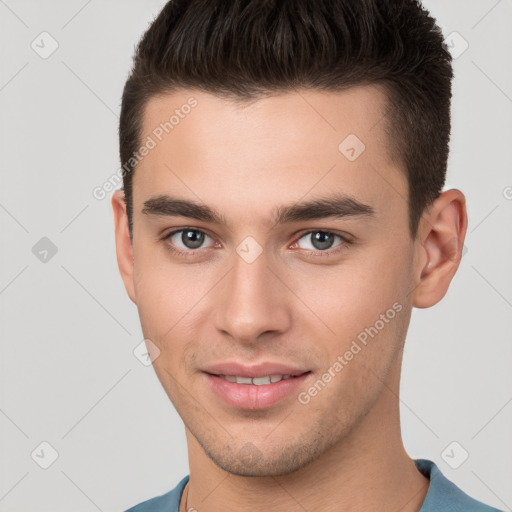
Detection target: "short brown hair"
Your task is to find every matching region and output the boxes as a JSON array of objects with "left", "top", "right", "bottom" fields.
[{"left": 119, "top": 0, "right": 453, "bottom": 238}]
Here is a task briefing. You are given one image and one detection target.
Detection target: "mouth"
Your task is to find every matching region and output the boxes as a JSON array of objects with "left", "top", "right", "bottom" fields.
[
  {"left": 207, "top": 372, "right": 308, "bottom": 385},
  {"left": 203, "top": 370, "right": 312, "bottom": 410}
]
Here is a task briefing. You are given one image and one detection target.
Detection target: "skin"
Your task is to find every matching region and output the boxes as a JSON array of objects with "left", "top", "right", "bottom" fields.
[{"left": 112, "top": 85, "right": 467, "bottom": 512}]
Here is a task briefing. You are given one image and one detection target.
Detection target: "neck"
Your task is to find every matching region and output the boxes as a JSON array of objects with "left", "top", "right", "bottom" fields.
[{"left": 184, "top": 356, "right": 429, "bottom": 512}]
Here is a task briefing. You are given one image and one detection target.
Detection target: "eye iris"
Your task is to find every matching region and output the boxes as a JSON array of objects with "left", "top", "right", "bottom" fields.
[
  {"left": 311, "top": 231, "right": 334, "bottom": 250},
  {"left": 182, "top": 230, "right": 204, "bottom": 249}
]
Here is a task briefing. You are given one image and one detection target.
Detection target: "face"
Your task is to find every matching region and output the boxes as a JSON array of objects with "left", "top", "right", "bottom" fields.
[{"left": 116, "top": 86, "right": 422, "bottom": 476}]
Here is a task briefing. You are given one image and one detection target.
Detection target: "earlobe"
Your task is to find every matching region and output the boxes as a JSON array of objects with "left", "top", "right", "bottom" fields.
[
  {"left": 412, "top": 189, "right": 468, "bottom": 309},
  {"left": 111, "top": 190, "right": 137, "bottom": 304}
]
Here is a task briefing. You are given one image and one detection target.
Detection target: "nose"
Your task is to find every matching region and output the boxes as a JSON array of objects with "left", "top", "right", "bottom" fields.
[{"left": 212, "top": 246, "right": 291, "bottom": 344}]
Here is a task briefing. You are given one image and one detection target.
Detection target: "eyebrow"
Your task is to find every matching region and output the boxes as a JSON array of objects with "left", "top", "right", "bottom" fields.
[{"left": 141, "top": 193, "right": 375, "bottom": 226}]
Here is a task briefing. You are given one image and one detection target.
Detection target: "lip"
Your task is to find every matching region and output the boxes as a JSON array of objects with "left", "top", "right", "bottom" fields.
[{"left": 202, "top": 361, "right": 311, "bottom": 410}]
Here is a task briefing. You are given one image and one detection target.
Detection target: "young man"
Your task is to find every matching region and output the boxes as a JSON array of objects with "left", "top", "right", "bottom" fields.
[{"left": 112, "top": 1, "right": 503, "bottom": 511}]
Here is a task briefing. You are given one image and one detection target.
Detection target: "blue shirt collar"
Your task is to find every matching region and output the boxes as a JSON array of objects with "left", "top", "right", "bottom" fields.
[{"left": 126, "top": 459, "right": 503, "bottom": 511}]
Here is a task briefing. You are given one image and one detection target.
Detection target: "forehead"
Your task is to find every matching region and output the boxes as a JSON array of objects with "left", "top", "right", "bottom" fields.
[
  {"left": 133, "top": 86, "right": 407, "bottom": 228},
  {"left": 142, "top": 85, "right": 390, "bottom": 152}
]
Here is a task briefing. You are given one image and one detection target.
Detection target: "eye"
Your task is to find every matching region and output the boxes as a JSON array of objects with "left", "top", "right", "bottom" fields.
[
  {"left": 161, "top": 228, "right": 351, "bottom": 259},
  {"left": 294, "top": 230, "right": 348, "bottom": 252},
  {"left": 164, "top": 229, "right": 215, "bottom": 252}
]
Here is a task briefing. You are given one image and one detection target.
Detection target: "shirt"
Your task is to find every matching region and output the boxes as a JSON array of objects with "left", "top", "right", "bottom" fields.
[{"left": 124, "top": 458, "right": 505, "bottom": 512}]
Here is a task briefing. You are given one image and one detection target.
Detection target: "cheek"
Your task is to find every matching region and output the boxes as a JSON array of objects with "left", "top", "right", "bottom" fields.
[
  {"left": 339, "top": 239, "right": 413, "bottom": 314},
  {"left": 132, "top": 250, "right": 178, "bottom": 339},
  {"left": 299, "top": 242, "right": 412, "bottom": 368},
  {"left": 133, "top": 241, "right": 182, "bottom": 303},
  {"left": 303, "top": 261, "right": 407, "bottom": 335},
  {"left": 131, "top": 248, "right": 214, "bottom": 347}
]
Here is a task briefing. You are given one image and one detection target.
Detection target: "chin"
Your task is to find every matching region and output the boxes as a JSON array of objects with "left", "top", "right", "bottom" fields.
[{"left": 200, "top": 438, "right": 323, "bottom": 477}]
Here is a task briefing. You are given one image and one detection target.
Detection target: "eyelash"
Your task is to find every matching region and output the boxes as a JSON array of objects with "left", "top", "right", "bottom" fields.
[{"left": 160, "top": 228, "right": 352, "bottom": 259}]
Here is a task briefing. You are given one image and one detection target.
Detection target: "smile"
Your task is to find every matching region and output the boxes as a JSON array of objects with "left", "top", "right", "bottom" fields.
[{"left": 218, "top": 374, "right": 303, "bottom": 385}]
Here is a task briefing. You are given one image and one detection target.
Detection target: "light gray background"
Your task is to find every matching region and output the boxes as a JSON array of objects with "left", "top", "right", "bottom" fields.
[{"left": 1, "top": 1, "right": 511, "bottom": 511}]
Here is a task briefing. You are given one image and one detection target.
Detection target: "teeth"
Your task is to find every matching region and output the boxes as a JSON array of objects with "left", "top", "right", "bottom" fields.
[
  {"left": 220, "top": 374, "right": 297, "bottom": 385},
  {"left": 252, "top": 376, "right": 271, "bottom": 385}
]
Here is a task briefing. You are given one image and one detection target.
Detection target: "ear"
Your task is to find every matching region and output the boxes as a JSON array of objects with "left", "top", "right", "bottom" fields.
[
  {"left": 111, "top": 190, "right": 137, "bottom": 304},
  {"left": 412, "top": 189, "right": 468, "bottom": 308}
]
